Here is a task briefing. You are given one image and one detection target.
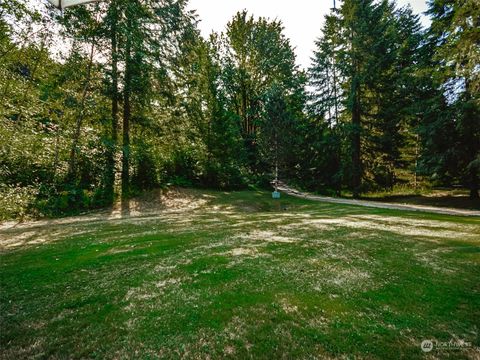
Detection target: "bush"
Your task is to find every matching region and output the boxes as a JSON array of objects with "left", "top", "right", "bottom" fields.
[
  {"left": 161, "top": 148, "right": 201, "bottom": 186},
  {"left": 34, "top": 182, "right": 102, "bottom": 217},
  {"left": 132, "top": 145, "right": 159, "bottom": 191},
  {"left": 203, "top": 161, "right": 247, "bottom": 190},
  {"left": 0, "top": 184, "right": 39, "bottom": 220}
]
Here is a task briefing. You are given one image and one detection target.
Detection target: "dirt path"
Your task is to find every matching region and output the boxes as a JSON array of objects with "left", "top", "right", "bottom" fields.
[{"left": 277, "top": 184, "right": 480, "bottom": 217}]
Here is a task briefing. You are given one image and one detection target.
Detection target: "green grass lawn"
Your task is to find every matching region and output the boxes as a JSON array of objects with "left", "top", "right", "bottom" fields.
[{"left": 1, "top": 189, "right": 479, "bottom": 359}]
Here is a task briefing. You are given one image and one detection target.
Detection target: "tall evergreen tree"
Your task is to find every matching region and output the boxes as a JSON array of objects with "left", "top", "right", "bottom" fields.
[
  {"left": 310, "top": 0, "right": 425, "bottom": 195},
  {"left": 308, "top": 10, "right": 344, "bottom": 193},
  {"left": 424, "top": 0, "right": 480, "bottom": 198},
  {"left": 339, "top": 0, "right": 390, "bottom": 197},
  {"left": 258, "top": 84, "right": 297, "bottom": 184}
]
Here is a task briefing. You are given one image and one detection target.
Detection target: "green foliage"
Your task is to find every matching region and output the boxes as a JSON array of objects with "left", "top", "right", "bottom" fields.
[
  {"left": 309, "top": 0, "right": 435, "bottom": 195},
  {"left": 132, "top": 142, "right": 158, "bottom": 191},
  {"left": 1, "top": 0, "right": 479, "bottom": 219},
  {"left": 258, "top": 84, "right": 301, "bottom": 181},
  {"left": 0, "top": 184, "right": 38, "bottom": 220},
  {"left": 217, "top": 11, "right": 304, "bottom": 175},
  {"left": 420, "top": 0, "right": 480, "bottom": 198}
]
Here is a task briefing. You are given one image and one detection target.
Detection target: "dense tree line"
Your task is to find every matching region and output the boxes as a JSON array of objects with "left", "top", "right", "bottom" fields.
[
  {"left": 309, "top": 0, "right": 479, "bottom": 198},
  {"left": 0, "top": 0, "right": 478, "bottom": 219}
]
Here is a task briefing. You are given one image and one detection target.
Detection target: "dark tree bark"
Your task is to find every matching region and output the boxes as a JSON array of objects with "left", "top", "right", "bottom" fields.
[
  {"left": 351, "top": 76, "right": 361, "bottom": 199},
  {"left": 67, "top": 38, "right": 96, "bottom": 182},
  {"left": 465, "top": 80, "right": 479, "bottom": 200},
  {"left": 469, "top": 168, "right": 479, "bottom": 199},
  {"left": 105, "top": 1, "right": 119, "bottom": 204},
  {"left": 122, "top": 16, "right": 132, "bottom": 199}
]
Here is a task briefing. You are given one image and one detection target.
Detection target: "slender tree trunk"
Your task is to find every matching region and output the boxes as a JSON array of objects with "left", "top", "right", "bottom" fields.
[
  {"left": 332, "top": 50, "right": 339, "bottom": 125},
  {"left": 122, "top": 18, "right": 132, "bottom": 199},
  {"left": 414, "top": 133, "right": 419, "bottom": 189},
  {"left": 326, "top": 64, "right": 332, "bottom": 124},
  {"left": 16, "top": 39, "right": 47, "bottom": 123},
  {"left": 351, "top": 76, "right": 361, "bottom": 198},
  {"left": 105, "top": 1, "right": 119, "bottom": 204},
  {"left": 52, "top": 123, "right": 61, "bottom": 180},
  {"left": 469, "top": 168, "right": 479, "bottom": 199},
  {"left": 67, "top": 38, "right": 96, "bottom": 182},
  {"left": 274, "top": 130, "right": 278, "bottom": 191},
  {"left": 241, "top": 81, "right": 248, "bottom": 135},
  {"left": 465, "top": 80, "right": 479, "bottom": 199}
]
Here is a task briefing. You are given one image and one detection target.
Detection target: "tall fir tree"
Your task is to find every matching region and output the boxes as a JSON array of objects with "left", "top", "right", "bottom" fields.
[{"left": 424, "top": 0, "right": 480, "bottom": 198}]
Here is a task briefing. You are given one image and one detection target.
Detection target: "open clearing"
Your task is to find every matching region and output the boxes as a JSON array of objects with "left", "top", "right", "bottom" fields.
[{"left": 0, "top": 189, "right": 479, "bottom": 359}]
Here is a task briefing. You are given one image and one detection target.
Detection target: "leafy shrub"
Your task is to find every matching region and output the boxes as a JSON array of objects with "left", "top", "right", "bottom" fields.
[
  {"left": 0, "top": 184, "right": 39, "bottom": 220},
  {"left": 132, "top": 144, "right": 159, "bottom": 191}
]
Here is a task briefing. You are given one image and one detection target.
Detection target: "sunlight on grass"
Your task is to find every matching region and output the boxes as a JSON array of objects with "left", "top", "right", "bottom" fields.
[{"left": 1, "top": 189, "right": 479, "bottom": 359}]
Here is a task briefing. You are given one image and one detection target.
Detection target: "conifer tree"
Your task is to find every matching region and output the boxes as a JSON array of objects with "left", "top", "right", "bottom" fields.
[{"left": 424, "top": 0, "right": 480, "bottom": 198}]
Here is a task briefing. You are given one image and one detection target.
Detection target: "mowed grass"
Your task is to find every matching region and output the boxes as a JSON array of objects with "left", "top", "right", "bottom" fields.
[{"left": 0, "top": 189, "right": 479, "bottom": 359}]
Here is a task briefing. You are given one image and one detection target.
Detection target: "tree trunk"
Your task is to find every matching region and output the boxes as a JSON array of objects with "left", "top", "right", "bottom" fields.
[
  {"left": 67, "top": 38, "right": 96, "bottom": 182},
  {"left": 469, "top": 168, "right": 479, "bottom": 199},
  {"left": 351, "top": 77, "right": 361, "bottom": 198},
  {"left": 332, "top": 46, "right": 339, "bottom": 125},
  {"left": 464, "top": 80, "right": 479, "bottom": 200},
  {"left": 241, "top": 81, "right": 248, "bottom": 135},
  {"left": 105, "top": 1, "right": 119, "bottom": 204},
  {"left": 122, "top": 18, "right": 132, "bottom": 199}
]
